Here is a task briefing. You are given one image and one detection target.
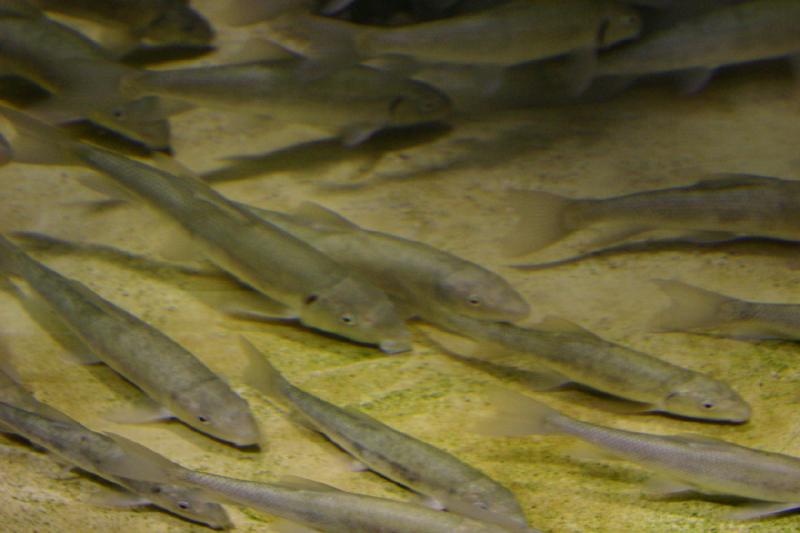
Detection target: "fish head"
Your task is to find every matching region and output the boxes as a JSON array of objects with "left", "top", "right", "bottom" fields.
[
  {"left": 662, "top": 375, "right": 751, "bottom": 423},
  {"left": 144, "top": 482, "right": 232, "bottom": 529},
  {"left": 88, "top": 97, "right": 171, "bottom": 151},
  {"left": 437, "top": 266, "right": 530, "bottom": 321},
  {"left": 172, "top": 380, "right": 261, "bottom": 446},
  {"left": 143, "top": 5, "right": 214, "bottom": 46},
  {"left": 387, "top": 80, "right": 452, "bottom": 126},
  {"left": 598, "top": 4, "right": 642, "bottom": 48},
  {"left": 300, "top": 277, "right": 412, "bottom": 353}
]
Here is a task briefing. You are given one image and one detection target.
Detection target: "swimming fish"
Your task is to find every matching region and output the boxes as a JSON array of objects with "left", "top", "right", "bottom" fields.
[
  {"left": 241, "top": 338, "right": 533, "bottom": 531},
  {"left": 482, "top": 391, "right": 800, "bottom": 520},
  {"left": 652, "top": 279, "right": 800, "bottom": 341},
  {"left": 103, "top": 432, "right": 527, "bottom": 533},
  {"left": 239, "top": 202, "right": 529, "bottom": 321},
  {"left": 423, "top": 307, "right": 750, "bottom": 423},
  {"left": 0, "top": 2, "right": 170, "bottom": 148},
  {"left": 0, "top": 401, "right": 232, "bottom": 528},
  {"left": 0, "top": 234, "right": 260, "bottom": 446},
  {"left": 261, "top": 0, "right": 641, "bottom": 66},
  {"left": 0, "top": 108, "right": 412, "bottom": 353},
  {"left": 505, "top": 174, "right": 800, "bottom": 258},
  {"left": 597, "top": 0, "right": 800, "bottom": 92},
  {"left": 121, "top": 59, "right": 452, "bottom": 146},
  {"left": 29, "top": 0, "right": 214, "bottom": 48}
]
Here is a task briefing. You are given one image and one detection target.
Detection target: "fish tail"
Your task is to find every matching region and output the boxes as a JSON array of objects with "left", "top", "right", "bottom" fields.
[
  {"left": 0, "top": 106, "right": 76, "bottom": 166},
  {"left": 261, "top": 11, "right": 364, "bottom": 63},
  {"left": 474, "top": 387, "right": 565, "bottom": 437},
  {"left": 0, "top": 234, "right": 29, "bottom": 278},
  {"left": 239, "top": 336, "right": 293, "bottom": 404},
  {"left": 650, "top": 280, "right": 740, "bottom": 333},
  {"left": 502, "top": 189, "right": 576, "bottom": 256}
]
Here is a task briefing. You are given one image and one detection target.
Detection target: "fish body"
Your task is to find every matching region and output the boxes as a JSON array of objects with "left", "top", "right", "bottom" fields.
[
  {"left": 240, "top": 202, "right": 529, "bottom": 321},
  {"left": 0, "top": 234, "right": 260, "bottom": 446},
  {"left": 425, "top": 308, "right": 750, "bottom": 423},
  {"left": 653, "top": 280, "right": 800, "bottom": 340},
  {"left": 488, "top": 394, "right": 800, "bottom": 517},
  {"left": 507, "top": 175, "right": 800, "bottom": 256},
  {"left": 122, "top": 60, "right": 452, "bottom": 144},
  {"left": 264, "top": 0, "right": 641, "bottom": 66},
  {"left": 0, "top": 402, "right": 232, "bottom": 528},
  {"left": 30, "top": 0, "right": 213, "bottom": 46},
  {"left": 598, "top": 0, "right": 800, "bottom": 77},
  {"left": 243, "top": 339, "right": 531, "bottom": 531}
]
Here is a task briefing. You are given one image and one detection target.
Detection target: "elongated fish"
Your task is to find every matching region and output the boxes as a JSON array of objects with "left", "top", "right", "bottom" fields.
[
  {"left": 483, "top": 391, "right": 800, "bottom": 520},
  {"left": 423, "top": 306, "right": 750, "bottom": 422},
  {"left": 122, "top": 59, "right": 452, "bottom": 146},
  {"left": 239, "top": 202, "right": 529, "bottom": 321},
  {"left": 29, "top": 0, "right": 213, "bottom": 47},
  {"left": 505, "top": 174, "right": 800, "bottom": 257},
  {"left": 0, "top": 2, "right": 170, "bottom": 148},
  {"left": 261, "top": 0, "right": 641, "bottom": 66},
  {"left": 103, "top": 433, "right": 526, "bottom": 533},
  {"left": 0, "top": 401, "right": 232, "bottom": 529},
  {"left": 241, "top": 338, "right": 533, "bottom": 531},
  {"left": 0, "top": 235, "right": 260, "bottom": 446},
  {"left": 0, "top": 108, "right": 412, "bottom": 353},
  {"left": 652, "top": 279, "right": 800, "bottom": 341},
  {"left": 598, "top": 0, "right": 800, "bottom": 92}
]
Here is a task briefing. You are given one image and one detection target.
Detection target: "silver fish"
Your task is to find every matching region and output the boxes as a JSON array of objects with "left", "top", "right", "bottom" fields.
[
  {"left": 0, "top": 234, "right": 260, "bottom": 446},
  {"left": 424, "top": 307, "right": 750, "bottom": 423},
  {"left": 483, "top": 391, "right": 800, "bottom": 520},
  {"left": 239, "top": 202, "right": 529, "bottom": 322},
  {"left": 242, "top": 338, "right": 533, "bottom": 532},
  {"left": 505, "top": 174, "right": 800, "bottom": 258},
  {"left": 122, "top": 59, "right": 452, "bottom": 146},
  {"left": 0, "top": 401, "right": 232, "bottom": 529},
  {"left": 653, "top": 279, "right": 800, "bottom": 341},
  {"left": 0, "top": 108, "right": 412, "bottom": 353},
  {"left": 104, "top": 432, "right": 526, "bottom": 533}
]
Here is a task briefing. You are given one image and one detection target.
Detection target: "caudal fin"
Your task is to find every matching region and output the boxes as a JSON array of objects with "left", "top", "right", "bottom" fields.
[
  {"left": 650, "top": 280, "right": 739, "bottom": 333},
  {"left": 473, "top": 387, "right": 565, "bottom": 437},
  {"left": 239, "top": 336, "right": 293, "bottom": 405},
  {"left": 502, "top": 189, "right": 576, "bottom": 257},
  {"left": 0, "top": 106, "right": 76, "bottom": 165}
]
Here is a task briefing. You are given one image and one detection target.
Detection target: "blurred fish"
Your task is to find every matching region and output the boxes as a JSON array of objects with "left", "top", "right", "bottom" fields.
[
  {"left": 262, "top": 0, "right": 641, "bottom": 66},
  {"left": 220, "top": 0, "right": 356, "bottom": 25},
  {"left": 0, "top": 234, "right": 260, "bottom": 446},
  {"left": 103, "top": 432, "right": 528, "bottom": 533},
  {"left": 122, "top": 59, "right": 452, "bottom": 145},
  {"left": 652, "top": 280, "right": 800, "bottom": 341},
  {"left": 0, "top": 2, "right": 170, "bottom": 148},
  {"left": 423, "top": 308, "right": 750, "bottom": 423},
  {"left": 481, "top": 391, "right": 800, "bottom": 520},
  {"left": 240, "top": 202, "right": 530, "bottom": 321},
  {"left": 505, "top": 174, "right": 800, "bottom": 258},
  {"left": 0, "top": 402, "right": 232, "bottom": 528},
  {"left": 29, "top": 0, "right": 213, "bottom": 49},
  {"left": 0, "top": 108, "right": 412, "bottom": 353},
  {"left": 241, "top": 338, "right": 533, "bottom": 531},
  {"left": 598, "top": 0, "right": 800, "bottom": 92}
]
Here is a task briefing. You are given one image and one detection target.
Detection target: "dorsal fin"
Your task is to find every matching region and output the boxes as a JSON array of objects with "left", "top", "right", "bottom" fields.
[
  {"left": 293, "top": 202, "right": 359, "bottom": 230},
  {"left": 278, "top": 475, "right": 345, "bottom": 493},
  {"left": 532, "top": 316, "right": 597, "bottom": 338}
]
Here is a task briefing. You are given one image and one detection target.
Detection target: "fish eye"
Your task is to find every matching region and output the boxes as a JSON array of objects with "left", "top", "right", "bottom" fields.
[
  {"left": 305, "top": 294, "right": 319, "bottom": 305},
  {"left": 389, "top": 96, "right": 406, "bottom": 114},
  {"left": 467, "top": 295, "right": 481, "bottom": 306},
  {"left": 340, "top": 314, "right": 355, "bottom": 325},
  {"left": 178, "top": 501, "right": 191, "bottom": 510},
  {"left": 197, "top": 415, "right": 209, "bottom": 423},
  {"left": 703, "top": 403, "right": 714, "bottom": 409},
  {"left": 151, "top": 486, "right": 162, "bottom": 494},
  {"left": 111, "top": 108, "right": 125, "bottom": 119}
]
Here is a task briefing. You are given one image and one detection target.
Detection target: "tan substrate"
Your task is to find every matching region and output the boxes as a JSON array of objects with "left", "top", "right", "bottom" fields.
[{"left": 2, "top": 8, "right": 800, "bottom": 532}]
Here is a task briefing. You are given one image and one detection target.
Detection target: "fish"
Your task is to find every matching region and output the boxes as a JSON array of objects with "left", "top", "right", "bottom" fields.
[
  {"left": 0, "top": 2, "right": 170, "bottom": 148},
  {"left": 261, "top": 0, "right": 641, "bottom": 67},
  {"left": 504, "top": 174, "right": 800, "bottom": 258},
  {"left": 102, "top": 432, "right": 529, "bottom": 533},
  {"left": 481, "top": 391, "right": 800, "bottom": 520},
  {"left": 0, "top": 234, "right": 261, "bottom": 446},
  {"left": 238, "top": 202, "right": 530, "bottom": 321},
  {"left": 0, "top": 401, "right": 232, "bottom": 529},
  {"left": 423, "top": 308, "right": 751, "bottom": 423},
  {"left": 241, "top": 338, "right": 533, "bottom": 531},
  {"left": 597, "top": 0, "right": 800, "bottom": 92},
  {"left": 652, "top": 279, "right": 800, "bottom": 341},
  {"left": 121, "top": 59, "right": 452, "bottom": 146},
  {"left": 29, "top": 0, "right": 214, "bottom": 48},
  {"left": 0, "top": 108, "right": 412, "bottom": 353}
]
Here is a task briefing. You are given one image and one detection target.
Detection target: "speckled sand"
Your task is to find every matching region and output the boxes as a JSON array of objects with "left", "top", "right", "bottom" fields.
[{"left": 2, "top": 7, "right": 800, "bottom": 532}]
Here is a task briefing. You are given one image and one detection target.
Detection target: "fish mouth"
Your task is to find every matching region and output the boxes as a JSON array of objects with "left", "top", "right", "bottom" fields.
[{"left": 379, "top": 339, "right": 413, "bottom": 354}]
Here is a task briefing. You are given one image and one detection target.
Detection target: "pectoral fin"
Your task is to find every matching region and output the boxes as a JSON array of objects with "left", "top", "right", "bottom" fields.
[
  {"left": 105, "top": 397, "right": 173, "bottom": 424},
  {"left": 725, "top": 501, "right": 800, "bottom": 521},
  {"left": 87, "top": 486, "right": 150, "bottom": 509},
  {"left": 674, "top": 67, "right": 714, "bottom": 94},
  {"left": 642, "top": 476, "right": 695, "bottom": 498}
]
